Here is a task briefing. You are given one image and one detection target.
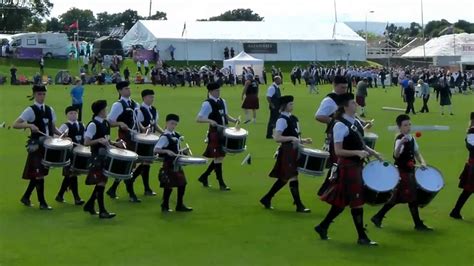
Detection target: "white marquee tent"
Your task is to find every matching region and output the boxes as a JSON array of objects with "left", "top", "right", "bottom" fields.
[
  {"left": 121, "top": 20, "right": 366, "bottom": 61},
  {"left": 223, "top": 51, "right": 264, "bottom": 82}
]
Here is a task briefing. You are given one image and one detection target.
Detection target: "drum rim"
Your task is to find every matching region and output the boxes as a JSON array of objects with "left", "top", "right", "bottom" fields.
[
  {"left": 362, "top": 161, "right": 400, "bottom": 192},
  {"left": 106, "top": 148, "right": 139, "bottom": 160},
  {"left": 132, "top": 133, "right": 160, "bottom": 143},
  {"left": 297, "top": 167, "right": 324, "bottom": 176},
  {"left": 43, "top": 138, "right": 73, "bottom": 148},
  {"left": 415, "top": 165, "right": 444, "bottom": 192},
  {"left": 224, "top": 127, "right": 248, "bottom": 137},
  {"left": 73, "top": 146, "right": 91, "bottom": 155},
  {"left": 300, "top": 148, "right": 330, "bottom": 157},
  {"left": 103, "top": 169, "right": 133, "bottom": 179},
  {"left": 363, "top": 132, "right": 378, "bottom": 138},
  {"left": 177, "top": 157, "right": 207, "bottom": 164}
]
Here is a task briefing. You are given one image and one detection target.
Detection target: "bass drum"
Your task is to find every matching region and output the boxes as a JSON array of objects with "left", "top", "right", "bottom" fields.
[
  {"left": 415, "top": 166, "right": 444, "bottom": 207},
  {"left": 362, "top": 161, "right": 400, "bottom": 205}
]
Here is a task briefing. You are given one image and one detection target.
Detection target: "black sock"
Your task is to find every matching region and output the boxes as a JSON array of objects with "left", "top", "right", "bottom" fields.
[
  {"left": 374, "top": 203, "right": 396, "bottom": 219},
  {"left": 22, "top": 179, "right": 37, "bottom": 199},
  {"left": 57, "top": 176, "right": 70, "bottom": 197},
  {"left": 453, "top": 190, "right": 472, "bottom": 213},
  {"left": 96, "top": 186, "right": 107, "bottom": 213},
  {"left": 177, "top": 186, "right": 185, "bottom": 206},
  {"left": 351, "top": 208, "right": 368, "bottom": 239},
  {"left": 162, "top": 188, "right": 172, "bottom": 207},
  {"left": 409, "top": 202, "right": 423, "bottom": 226},
  {"left": 289, "top": 180, "right": 304, "bottom": 207},
  {"left": 214, "top": 163, "right": 225, "bottom": 186},
  {"left": 141, "top": 165, "right": 151, "bottom": 191},
  {"left": 69, "top": 176, "right": 81, "bottom": 200},
  {"left": 263, "top": 179, "right": 287, "bottom": 199},
  {"left": 108, "top": 179, "right": 121, "bottom": 194},
  {"left": 86, "top": 186, "right": 98, "bottom": 207},
  {"left": 200, "top": 161, "right": 215, "bottom": 179},
  {"left": 319, "top": 205, "right": 344, "bottom": 229},
  {"left": 35, "top": 179, "right": 47, "bottom": 205}
]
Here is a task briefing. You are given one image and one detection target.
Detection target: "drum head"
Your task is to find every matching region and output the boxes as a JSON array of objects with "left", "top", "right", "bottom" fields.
[
  {"left": 416, "top": 166, "right": 444, "bottom": 192},
  {"left": 224, "top": 127, "right": 248, "bottom": 137},
  {"left": 73, "top": 146, "right": 91, "bottom": 155},
  {"left": 364, "top": 132, "right": 378, "bottom": 140},
  {"left": 301, "top": 148, "right": 329, "bottom": 158},
  {"left": 43, "top": 138, "right": 73, "bottom": 149},
  {"left": 133, "top": 133, "right": 160, "bottom": 143},
  {"left": 107, "top": 148, "right": 138, "bottom": 160},
  {"left": 178, "top": 157, "right": 207, "bottom": 165},
  {"left": 362, "top": 161, "right": 400, "bottom": 192}
]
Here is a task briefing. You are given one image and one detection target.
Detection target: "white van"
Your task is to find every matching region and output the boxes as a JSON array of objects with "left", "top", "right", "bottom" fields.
[{"left": 9, "top": 32, "right": 69, "bottom": 58}]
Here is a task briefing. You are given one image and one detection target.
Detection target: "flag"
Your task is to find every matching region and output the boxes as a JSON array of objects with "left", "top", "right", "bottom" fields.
[
  {"left": 181, "top": 22, "right": 186, "bottom": 37},
  {"left": 69, "top": 20, "right": 79, "bottom": 30}
]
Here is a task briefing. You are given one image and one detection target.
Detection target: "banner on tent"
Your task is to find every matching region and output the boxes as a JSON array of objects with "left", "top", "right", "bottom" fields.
[
  {"left": 243, "top": 43, "right": 277, "bottom": 54},
  {"left": 16, "top": 48, "right": 43, "bottom": 60}
]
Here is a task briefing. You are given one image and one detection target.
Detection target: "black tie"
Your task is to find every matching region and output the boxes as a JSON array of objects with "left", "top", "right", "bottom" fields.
[
  {"left": 128, "top": 100, "right": 132, "bottom": 107},
  {"left": 40, "top": 105, "right": 44, "bottom": 112}
]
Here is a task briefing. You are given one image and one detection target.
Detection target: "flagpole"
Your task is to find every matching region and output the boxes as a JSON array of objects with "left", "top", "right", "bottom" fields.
[{"left": 421, "top": 0, "right": 426, "bottom": 62}]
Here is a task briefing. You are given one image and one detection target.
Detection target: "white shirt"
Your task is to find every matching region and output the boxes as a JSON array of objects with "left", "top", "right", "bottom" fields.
[
  {"left": 275, "top": 112, "right": 300, "bottom": 134},
  {"left": 108, "top": 97, "right": 136, "bottom": 123},
  {"left": 155, "top": 129, "right": 179, "bottom": 149},
  {"left": 198, "top": 95, "right": 228, "bottom": 122},
  {"left": 315, "top": 94, "right": 338, "bottom": 117},
  {"left": 144, "top": 60, "right": 149, "bottom": 67},
  {"left": 136, "top": 102, "right": 159, "bottom": 125},
  {"left": 266, "top": 83, "right": 279, "bottom": 97},
  {"left": 394, "top": 134, "right": 419, "bottom": 153},
  {"left": 468, "top": 132, "right": 474, "bottom": 146},
  {"left": 58, "top": 121, "right": 80, "bottom": 133},
  {"left": 19, "top": 102, "right": 57, "bottom": 136},
  {"left": 333, "top": 114, "right": 361, "bottom": 143},
  {"left": 85, "top": 116, "right": 105, "bottom": 139},
  {"left": 137, "top": 61, "right": 141, "bottom": 67}
]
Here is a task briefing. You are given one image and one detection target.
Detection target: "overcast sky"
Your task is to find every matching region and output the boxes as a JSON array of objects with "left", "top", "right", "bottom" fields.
[{"left": 49, "top": 0, "right": 473, "bottom": 24}]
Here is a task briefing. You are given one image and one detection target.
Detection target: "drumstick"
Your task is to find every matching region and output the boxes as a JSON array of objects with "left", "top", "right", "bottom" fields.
[
  {"left": 235, "top": 116, "right": 241, "bottom": 130},
  {"left": 59, "top": 128, "right": 69, "bottom": 139},
  {"left": 37, "top": 131, "right": 49, "bottom": 137},
  {"left": 363, "top": 119, "right": 375, "bottom": 130},
  {"left": 186, "top": 143, "right": 193, "bottom": 156}
]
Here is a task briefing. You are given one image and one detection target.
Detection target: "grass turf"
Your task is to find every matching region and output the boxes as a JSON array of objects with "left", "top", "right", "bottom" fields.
[{"left": 0, "top": 78, "right": 473, "bottom": 266}]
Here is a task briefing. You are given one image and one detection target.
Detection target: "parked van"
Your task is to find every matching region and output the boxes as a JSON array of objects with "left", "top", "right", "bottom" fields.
[{"left": 9, "top": 32, "right": 69, "bottom": 58}]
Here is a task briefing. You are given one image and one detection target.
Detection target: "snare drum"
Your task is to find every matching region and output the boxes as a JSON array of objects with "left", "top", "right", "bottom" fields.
[
  {"left": 363, "top": 132, "right": 378, "bottom": 149},
  {"left": 132, "top": 133, "right": 160, "bottom": 161},
  {"left": 177, "top": 156, "right": 207, "bottom": 166},
  {"left": 223, "top": 127, "right": 248, "bottom": 153},
  {"left": 103, "top": 148, "right": 138, "bottom": 179},
  {"left": 415, "top": 166, "right": 444, "bottom": 207},
  {"left": 297, "top": 148, "right": 330, "bottom": 176},
  {"left": 42, "top": 138, "right": 73, "bottom": 167},
  {"left": 70, "top": 146, "right": 91, "bottom": 174},
  {"left": 362, "top": 161, "right": 400, "bottom": 205}
]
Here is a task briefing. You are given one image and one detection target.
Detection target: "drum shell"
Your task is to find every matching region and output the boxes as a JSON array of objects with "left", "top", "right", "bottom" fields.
[
  {"left": 102, "top": 149, "right": 138, "bottom": 179},
  {"left": 363, "top": 189, "right": 394, "bottom": 206},
  {"left": 415, "top": 166, "right": 444, "bottom": 208},
  {"left": 297, "top": 149, "right": 329, "bottom": 176},
  {"left": 70, "top": 147, "right": 91, "bottom": 174},
  {"left": 415, "top": 188, "right": 439, "bottom": 208},
  {"left": 42, "top": 139, "right": 73, "bottom": 168},
  {"left": 362, "top": 161, "right": 400, "bottom": 205},
  {"left": 223, "top": 128, "right": 248, "bottom": 153},
  {"left": 132, "top": 134, "right": 160, "bottom": 161},
  {"left": 363, "top": 133, "right": 378, "bottom": 150}
]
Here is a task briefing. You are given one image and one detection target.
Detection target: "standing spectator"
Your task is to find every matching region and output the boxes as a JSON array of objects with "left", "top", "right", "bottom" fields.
[
  {"left": 137, "top": 61, "right": 142, "bottom": 74},
  {"left": 230, "top": 47, "right": 235, "bottom": 58},
  {"left": 419, "top": 79, "right": 430, "bottom": 113},
  {"left": 404, "top": 80, "right": 416, "bottom": 115},
  {"left": 437, "top": 75, "right": 454, "bottom": 115},
  {"left": 153, "top": 45, "right": 160, "bottom": 61},
  {"left": 70, "top": 80, "right": 84, "bottom": 121},
  {"left": 224, "top": 47, "right": 229, "bottom": 59},
  {"left": 39, "top": 57, "right": 45, "bottom": 76},
  {"left": 86, "top": 43, "right": 91, "bottom": 57},
  {"left": 266, "top": 76, "right": 282, "bottom": 139},
  {"left": 124, "top": 66, "right": 130, "bottom": 81},
  {"left": 10, "top": 65, "right": 17, "bottom": 85},
  {"left": 356, "top": 78, "right": 369, "bottom": 117},
  {"left": 380, "top": 68, "right": 387, "bottom": 89},
  {"left": 83, "top": 56, "right": 89, "bottom": 73},
  {"left": 262, "top": 68, "right": 267, "bottom": 85},
  {"left": 144, "top": 59, "right": 150, "bottom": 76},
  {"left": 169, "top": 45, "right": 176, "bottom": 60}
]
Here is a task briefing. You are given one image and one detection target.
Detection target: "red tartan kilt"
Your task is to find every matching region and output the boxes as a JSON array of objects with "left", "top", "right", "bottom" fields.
[
  {"left": 241, "top": 94, "right": 259, "bottom": 109},
  {"left": 459, "top": 158, "right": 474, "bottom": 192},
  {"left": 203, "top": 130, "right": 226, "bottom": 158},
  {"left": 356, "top": 96, "right": 366, "bottom": 107},
  {"left": 159, "top": 162, "right": 187, "bottom": 188},
  {"left": 85, "top": 155, "right": 108, "bottom": 185},
  {"left": 22, "top": 148, "right": 49, "bottom": 180},
  {"left": 269, "top": 143, "right": 298, "bottom": 182},
  {"left": 390, "top": 169, "right": 417, "bottom": 203},
  {"left": 320, "top": 159, "right": 364, "bottom": 208}
]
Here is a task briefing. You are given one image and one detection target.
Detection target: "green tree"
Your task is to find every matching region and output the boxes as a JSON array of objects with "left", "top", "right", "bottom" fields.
[
  {"left": 201, "top": 8, "right": 264, "bottom": 21},
  {"left": 45, "top": 17, "right": 62, "bottom": 32},
  {"left": 27, "top": 17, "right": 46, "bottom": 32},
  {"left": 454, "top": 19, "right": 474, "bottom": 33},
  {"left": 59, "top": 8, "right": 96, "bottom": 32},
  {"left": 0, "top": 0, "right": 53, "bottom": 32},
  {"left": 114, "top": 9, "right": 142, "bottom": 31},
  {"left": 95, "top": 12, "right": 115, "bottom": 34},
  {"left": 424, "top": 19, "right": 451, "bottom": 37},
  {"left": 148, "top": 10, "right": 167, "bottom": 20}
]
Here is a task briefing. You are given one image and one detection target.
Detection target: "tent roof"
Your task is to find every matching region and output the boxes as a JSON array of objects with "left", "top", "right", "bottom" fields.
[
  {"left": 132, "top": 20, "right": 364, "bottom": 42},
  {"left": 225, "top": 51, "right": 263, "bottom": 62},
  {"left": 402, "top": 33, "right": 474, "bottom": 58}
]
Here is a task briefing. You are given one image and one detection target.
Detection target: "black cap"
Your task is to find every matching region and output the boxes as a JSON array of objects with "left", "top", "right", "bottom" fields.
[
  {"left": 141, "top": 89, "right": 154, "bottom": 98},
  {"left": 116, "top": 81, "right": 130, "bottom": 91},
  {"left": 333, "top": 75, "right": 348, "bottom": 85},
  {"left": 65, "top": 105, "right": 79, "bottom": 115},
  {"left": 207, "top": 82, "right": 220, "bottom": 91},
  {"left": 279, "top": 95, "right": 294, "bottom": 107},
  {"left": 471, "top": 112, "right": 474, "bottom": 120},
  {"left": 340, "top": 93, "right": 355, "bottom": 105},
  {"left": 32, "top": 85, "right": 47, "bottom": 93},
  {"left": 91, "top": 100, "right": 107, "bottom": 116},
  {"left": 166, "top": 113, "right": 180, "bottom": 122},
  {"left": 396, "top": 114, "right": 410, "bottom": 127}
]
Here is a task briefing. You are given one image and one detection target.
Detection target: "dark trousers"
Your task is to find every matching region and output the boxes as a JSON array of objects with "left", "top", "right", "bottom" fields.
[
  {"left": 266, "top": 107, "right": 279, "bottom": 138},
  {"left": 420, "top": 95, "right": 429, "bottom": 113},
  {"left": 381, "top": 79, "right": 385, "bottom": 89},
  {"left": 405, "top": 100, "right": 415, "bottom": 114},
  {"left": 72, "top": 103, "right": 83, "bottom": 121}
]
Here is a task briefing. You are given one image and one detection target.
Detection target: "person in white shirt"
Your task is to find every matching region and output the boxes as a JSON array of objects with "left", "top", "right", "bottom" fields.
[
  {"left": 144, "top": 59, "right": 150, "bottom": 77},
  {"left": 137, "top": 61, "right": 142, "bottom": 74},
  {"left": 13, "top": 85, "right": 61, "bottom": 210},
  {"left": 265, "top": 76, "right": 282, "bottom": 139}
]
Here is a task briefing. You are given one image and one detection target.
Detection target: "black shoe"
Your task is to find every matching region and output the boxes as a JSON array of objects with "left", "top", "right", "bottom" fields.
[
  {"left": 74, "top": 199, "right": 85, "bottom": 206},
  {"left": 260, "top": 197, "right": 273, "bottom": 209},
  {"left": 83, "top": 204, "right": 98, "bottom": 215},
  {"left": 296, "top": 205, "right": 311, "bottom": 213},
  {"left": 106, "top": 190, "right": 118, "bottom": 199},
  {"left": 198, "top": 176, "right": 210, "bottom": 187},
  {"left": 220, "top": 185, "right": 231, "bottom": 191},
  {"left": 371, "top": 215, "right": 383, "bottom": 228},
  {"left": 39, "top": 204, "right": 53, "bottom": 210},
  {"left": 20, "top": 197, "right": 33, "bottom": 207},
  {"left": 415, "top": 223, "right": 434, "bottom": 231},
  {"left": 144, "top": 190, "right": 157, "bottom": 196},
  {"left": 175, "top": 205, "right": 193, "bottom": 212},
  {"left": 55, "top": 195, "right": 65, "bottom": 203},
  {"left": 314, "top": 225, "right": 329, "bottom": 240},
  {"left": 266, "top": 136, "right": 273, "bottom": 139},
  {"left": 99, "top": 212, "right": 116, "bottom": 219},
  {"left": 161, "top": 204, "right": 173, "bottom": 212},
  {"left": 357, "top": 238, "right": 378, "bottom": 246},
  {"left": 129, "top": 196, "right": 142, "bottom": 203},
  {"left": 449, "top": 210, "right": 463, "bottom": 220},
  {"left": 450, "top": 113, "right": 454, "bottom": 115}
]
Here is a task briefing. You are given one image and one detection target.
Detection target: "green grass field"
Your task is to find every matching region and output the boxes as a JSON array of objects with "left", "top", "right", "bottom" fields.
[{"left": 0, "top": 74, "right": 473, "bottom": 265}]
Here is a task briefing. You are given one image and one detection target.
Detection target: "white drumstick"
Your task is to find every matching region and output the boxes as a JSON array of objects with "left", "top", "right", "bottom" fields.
[
  {"left": 186, "top": 143, "right": 193, "bottom": 156},
  {"left": 363, "top": 119, "right": 375, "bottom": 130},
  {"left": 59, "top": 128, "right": 69, "bottom": 139}
]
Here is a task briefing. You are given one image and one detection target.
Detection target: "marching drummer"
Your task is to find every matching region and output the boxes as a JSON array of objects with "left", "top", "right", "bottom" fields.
[
  {"left": 83, "top": 100, "right": 122, "bottom": 219},
  {"left": 260, "top": 95, "right": 312, "bottom": 213},
  {"left": 315, "top": 93, "right": 382, "bottom": 245},
  {"left": 55, "top": 106, "right": 85, "bottom": 205},
  {"left": 196, "top": 82, "right": 240, "bottom": 191},
  {"left": 131, "top": 89, "right": 165, "bottom": 197},
  {"left": 371, "top": 114, "right": 433, "bottom": 231},
  {"left": 154, "top": 114, "right": 193, "bottom": 212},
  {"left": 13, "top": 84, "right": 61, "bottom": 210},
  {"left": 106, "top": 81, "right": 142, "bottom": 202},
  {"left": 450, "top": 112, "right": 474, "bottom": 220}
]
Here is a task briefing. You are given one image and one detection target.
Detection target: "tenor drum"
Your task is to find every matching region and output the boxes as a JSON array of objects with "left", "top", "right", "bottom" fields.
[
  {"left": 42, "top": 138, "right": 73, "bottom": 167},
  {"left": 70, "top": 146, "right": 91, "bottom": 174},
  {"left": 223, "top": 127, "right": 248, "bottom": 153},
  {"left": 132, "top": 133, "right": 160, "bottom": 161},
  {"left": 362, "top": 161, "right": 400, "bottom": 205},
  {"left": 177, "top": 156, "right": 207, "bottom": 166},
  {"left": 415, "top": 166, "right": 444, "bottom": 207},
  {"left": 103, "top": 148, "right": 138, "bottom": 179},
  {"left": 297, "top": 148, "right": 330, "bottom": 176},
  {"left": 363, "top": 132, "right": 378, "bottom": 149}
]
